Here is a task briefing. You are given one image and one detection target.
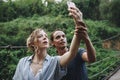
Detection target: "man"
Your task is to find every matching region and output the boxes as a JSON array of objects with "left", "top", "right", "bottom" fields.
[{"left": 50, "top": 6, "right": 96, "bottom": 80}]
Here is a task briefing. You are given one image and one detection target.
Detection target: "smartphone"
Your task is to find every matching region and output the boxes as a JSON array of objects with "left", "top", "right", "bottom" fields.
[{"left": 67, "top": 1, "right": 76, "bottom": 9}]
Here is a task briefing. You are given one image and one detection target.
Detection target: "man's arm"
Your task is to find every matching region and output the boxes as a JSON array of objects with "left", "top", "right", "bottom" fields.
[
  {"left": 68, "top": 6, "right": 96, "bottom": 63},
  {"left": 81, "top": 34, "right": 96, "bottom": 63},
  {"left": 74, "top": 11, "right": 96, "bottom": 63}
]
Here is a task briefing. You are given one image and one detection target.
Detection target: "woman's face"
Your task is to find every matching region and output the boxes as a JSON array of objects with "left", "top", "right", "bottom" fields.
[
  {"left": 52, "top": 31, "right": 67, "bottom": 48},
  {"left": 35, "top": 30, "right": 49, "bottom": 49}
]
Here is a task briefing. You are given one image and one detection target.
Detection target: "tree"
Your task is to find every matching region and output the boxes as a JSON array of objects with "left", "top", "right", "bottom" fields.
[
  {"left": 109, "top": 0, "right": 120, "bottom": 26},
  {"left": 87, "top": 0, "right": 101, "bottom": 20}
]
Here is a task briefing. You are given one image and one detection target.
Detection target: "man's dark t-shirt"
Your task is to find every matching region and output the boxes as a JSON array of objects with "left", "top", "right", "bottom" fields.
[{"left": 61, "top": 48, "right": 88, "bottom": 80}]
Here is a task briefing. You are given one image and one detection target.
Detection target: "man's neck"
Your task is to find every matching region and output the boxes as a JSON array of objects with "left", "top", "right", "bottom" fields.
[{"left": 56, "top": 47, "right": 68, "bottom": 56}]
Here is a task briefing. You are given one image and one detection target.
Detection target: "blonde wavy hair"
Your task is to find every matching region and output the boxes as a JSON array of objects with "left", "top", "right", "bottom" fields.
[{"left": 26, "top": 28, "right": 43, "bottom": 51}]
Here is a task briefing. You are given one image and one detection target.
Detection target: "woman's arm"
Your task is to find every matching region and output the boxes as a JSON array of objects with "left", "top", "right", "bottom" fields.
[
  {"left": 60, "top": 34, "right": 80, "bottom": 67},
  {"left": 59, "top": 6, "right": 83, "bottom": 67}
]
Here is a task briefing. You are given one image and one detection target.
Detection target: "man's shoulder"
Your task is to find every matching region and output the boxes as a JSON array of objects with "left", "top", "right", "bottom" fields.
[
  {"left": 72, "top": 48, "right": 86, "bottom": 61},
  {"left": 77, "top": 48, "right": 86, "bottom": 54}
]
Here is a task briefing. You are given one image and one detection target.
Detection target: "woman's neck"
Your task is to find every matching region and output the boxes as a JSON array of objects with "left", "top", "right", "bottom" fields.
[{"left": 33, "top": 49, "right": 47, "bottom": 63}]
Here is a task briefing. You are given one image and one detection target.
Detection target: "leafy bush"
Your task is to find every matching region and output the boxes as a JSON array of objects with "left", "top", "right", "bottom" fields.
[{"left": 0, "top": 49, "right": 30, "bottom": 79}]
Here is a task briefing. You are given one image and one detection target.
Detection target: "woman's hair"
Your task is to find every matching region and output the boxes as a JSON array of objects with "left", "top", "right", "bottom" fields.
[
  {"left": 26, "top": 28, "right": 43, "bottom": 51},
  {"left": 50, "top": 29, "right": 64, "bottom": 42}
]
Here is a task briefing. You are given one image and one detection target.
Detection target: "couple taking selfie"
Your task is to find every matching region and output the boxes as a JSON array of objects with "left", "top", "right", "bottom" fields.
[{"left": 13, "top": 1, "right": 96, "bottom": 80}]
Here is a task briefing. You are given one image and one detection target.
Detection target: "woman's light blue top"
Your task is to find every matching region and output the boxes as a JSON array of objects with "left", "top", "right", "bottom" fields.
[{"left": 13, "top": 54, "right": 66, "bottom": 80}]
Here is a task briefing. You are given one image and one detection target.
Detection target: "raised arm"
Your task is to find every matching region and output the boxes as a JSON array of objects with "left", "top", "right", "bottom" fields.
[
  {"left": 59, "top": 5, "right": 83, "bottom": 67},
  {"left": 59, "top": 32, "right": 80, "bottom": 67},
  {"left": 82, "top": 35, "right": 96, "bottom": 63},
  {"left": 70, "top": 7, "right": 96, "bottom": 63}
]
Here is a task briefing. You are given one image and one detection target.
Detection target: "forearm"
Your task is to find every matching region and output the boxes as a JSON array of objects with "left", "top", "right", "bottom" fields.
[
  {"left": 60, "top": 34, "right": 80, "bottom": 67},
  {"left": 69, "top": 34, "right": 80, "bottom": 56},
  {"left": 60, "top": 6, "right": 83, "bottom": 67},
  {"left": 85, "top": 37, "right": 96, "bottom": 63}
]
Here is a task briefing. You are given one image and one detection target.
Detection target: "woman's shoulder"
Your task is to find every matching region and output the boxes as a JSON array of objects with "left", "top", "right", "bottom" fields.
[
  {"left": 18, "top": 55, "right": 32, "bottom": 64},
  {"left": 46, "top": 54, "right": 59, "bottom": 60}
]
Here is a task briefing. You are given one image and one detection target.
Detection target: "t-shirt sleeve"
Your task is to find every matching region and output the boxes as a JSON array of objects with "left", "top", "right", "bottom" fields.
[{"left": 77, "top": 48, "right": 86, "bottom": 62}]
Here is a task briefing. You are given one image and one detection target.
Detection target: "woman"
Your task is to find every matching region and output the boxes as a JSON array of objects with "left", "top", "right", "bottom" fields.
[{"left": 13, "top": 28, "right": 80, "bottom": 80}]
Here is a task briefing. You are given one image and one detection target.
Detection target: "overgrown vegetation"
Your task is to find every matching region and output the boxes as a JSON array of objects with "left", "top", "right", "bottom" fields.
[
  {"left": 0, "top": 0, "right": 120, "bottom": 80},
  {"left": 0, "top": 16, "right": 120, "bottom": 46},
  {"left": 0, "top": 0, "right": 120, "bottom": 26}
]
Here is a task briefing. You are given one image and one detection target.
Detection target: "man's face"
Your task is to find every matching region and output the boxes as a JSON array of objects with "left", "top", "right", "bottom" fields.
[{"left": 52, "top": 31, "right": 67, "bottom": 48}]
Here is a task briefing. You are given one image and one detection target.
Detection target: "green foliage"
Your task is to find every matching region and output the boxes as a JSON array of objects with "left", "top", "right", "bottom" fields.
[
  {"left": 87, "top": 48, "right": 120, "bottom": 80},
  {"left": 99, "top": 0, "right": 110, "bottom": 19},
  {"left": 0, "top": 0, "right": 120, "bottom": 79},
  {"left": 0, "top": 16, "right": 73, "bottom": 46},
  {"left": 85, "top": 20, "right": 120, "bottom": 48},
  {"left": 85, "top": 20, "right": 120, "bottom": 39},
  {"left": 0, "top": 16, "right": 120, "bottom": 47},
  {"left": 47, "top": 1, "right": 68, "bottom": 17},
  {"left": 0, "top": 0, "right": 102, "bottom": 21},
  {"left": 99, "top": 0, "right": 120, "bottom": 26},
  {"left": 87, "top": 0, "right": 101, "bottom": 20},
  {"left": 0, "top": 0, "right": 46, "bottom": 22},
  {"left": 0, "top": 48, "right": 31, "bottom": 79},
  {"left": 47, "top": 47, "right": 56, "bottom": 56},
  {"left": 0, "top": 0, "right": 119, "bottom": 27},
  {"left": 109, "top": 0, "right": 120, "bottom": 26}
]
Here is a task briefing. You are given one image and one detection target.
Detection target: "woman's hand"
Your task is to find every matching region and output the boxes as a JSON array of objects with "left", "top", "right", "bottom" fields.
[{"left": 68, "top": 7, "right": 83, "bottom": 26}]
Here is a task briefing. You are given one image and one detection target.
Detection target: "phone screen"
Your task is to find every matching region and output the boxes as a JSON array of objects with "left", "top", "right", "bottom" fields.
[{"left": 67, "top": 1, "right": 76, "bottom": 8}]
